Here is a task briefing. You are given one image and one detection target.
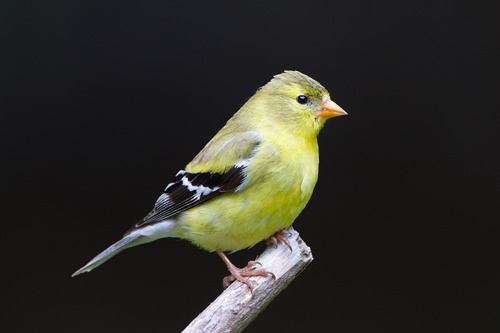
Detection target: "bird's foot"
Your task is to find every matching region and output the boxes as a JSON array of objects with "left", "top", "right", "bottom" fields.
[
  {"left": 217, "top": 251, "right": 275, "bottom": 292},
  {"left": 267, "top": 229, "right": 292, "bottom": 251}
]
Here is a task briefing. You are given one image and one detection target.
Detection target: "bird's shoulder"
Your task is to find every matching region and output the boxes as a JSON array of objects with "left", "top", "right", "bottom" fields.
[{"left": 186, "top": 121, "right": 262, "bottom": 174}]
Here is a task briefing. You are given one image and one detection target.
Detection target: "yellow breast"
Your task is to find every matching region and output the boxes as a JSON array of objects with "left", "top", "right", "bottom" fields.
[{"left": 175, "top": 131, "right": 319, "bottom": 252}]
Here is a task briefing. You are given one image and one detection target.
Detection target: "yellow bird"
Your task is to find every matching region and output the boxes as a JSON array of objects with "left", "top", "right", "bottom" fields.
[{"left": 72, "top": 71, "right": 347, "bottom": 290}]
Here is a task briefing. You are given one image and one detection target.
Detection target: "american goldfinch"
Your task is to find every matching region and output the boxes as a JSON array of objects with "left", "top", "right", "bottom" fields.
[{"left": 72, "top": 71, "right": 346, "bottom": 290}]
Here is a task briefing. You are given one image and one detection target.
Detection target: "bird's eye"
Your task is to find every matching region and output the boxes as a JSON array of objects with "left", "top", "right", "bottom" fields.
[{"left": 296, "top": 95, "right": 309, "bottom": 105}]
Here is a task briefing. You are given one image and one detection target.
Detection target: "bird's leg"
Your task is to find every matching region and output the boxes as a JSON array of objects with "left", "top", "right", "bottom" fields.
[
  {"left": 267, "top": 229, "right": 293, "bottom": 251},
  {"left": 216, "top": 250, "right": 275, "bottom": 292}
]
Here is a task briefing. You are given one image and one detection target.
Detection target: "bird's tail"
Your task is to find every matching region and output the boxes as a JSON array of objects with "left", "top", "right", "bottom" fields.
[
  {"left": 72, "top": 219, "right": 178, "bottom": 277},
  {"left": 71, "top": 233, "right": 151, "bottom": 277}
]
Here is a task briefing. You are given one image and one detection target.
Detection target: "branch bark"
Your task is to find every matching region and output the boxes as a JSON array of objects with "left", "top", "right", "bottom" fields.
[{"left": 182, "top": 227, "right": 313, "bottom": 333}]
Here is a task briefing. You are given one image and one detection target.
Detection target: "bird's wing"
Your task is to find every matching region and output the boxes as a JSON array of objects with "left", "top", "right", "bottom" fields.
[{"left": 129, "top": 131, "right": 261, "bottom": 232}]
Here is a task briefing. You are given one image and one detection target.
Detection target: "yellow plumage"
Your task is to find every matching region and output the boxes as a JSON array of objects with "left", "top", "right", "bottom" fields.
[{"left": 72, "top": 71, "right": 346, "bottom": 286}]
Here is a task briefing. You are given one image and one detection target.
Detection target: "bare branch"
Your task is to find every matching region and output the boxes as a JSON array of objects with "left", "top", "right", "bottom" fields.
[{"left": 182, "top": 227, "right": 313, "bottom": 333}]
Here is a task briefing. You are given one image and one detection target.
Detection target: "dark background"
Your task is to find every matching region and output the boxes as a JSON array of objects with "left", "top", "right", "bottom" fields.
[{"left": 3, "top": 0, "right": 499, "bottom": 332}]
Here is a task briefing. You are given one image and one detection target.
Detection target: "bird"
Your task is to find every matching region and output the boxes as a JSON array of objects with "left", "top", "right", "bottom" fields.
[{"left": 72, "top": 71, "right": 347, "bottom": 291}]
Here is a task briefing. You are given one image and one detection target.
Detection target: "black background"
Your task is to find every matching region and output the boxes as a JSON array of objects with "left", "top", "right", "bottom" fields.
[{"left": 3, "top": 1, "right": 499, "bottom": 332}]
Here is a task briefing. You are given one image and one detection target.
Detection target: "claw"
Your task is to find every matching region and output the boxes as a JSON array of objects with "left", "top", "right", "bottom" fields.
[
  {"left": 217, "top": 250, "right": 275, "bottom": 292},
  {"left": 267, "top": 229, "right": 292, "bottom": 252}
]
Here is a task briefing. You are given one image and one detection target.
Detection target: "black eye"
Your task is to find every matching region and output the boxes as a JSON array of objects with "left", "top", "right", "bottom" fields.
[{"left": 296, "top": 95, "right": 309, "bottom": 104}]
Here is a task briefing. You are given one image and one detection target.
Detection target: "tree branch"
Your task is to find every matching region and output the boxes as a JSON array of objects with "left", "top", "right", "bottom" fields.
[{"left": 182, "top": 227, "right": 313, "bottom": 333}]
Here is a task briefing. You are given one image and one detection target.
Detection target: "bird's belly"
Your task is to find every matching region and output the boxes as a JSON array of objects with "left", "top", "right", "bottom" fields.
[{"left": 175, "top": 182, "right": 309, "bottom": 252}]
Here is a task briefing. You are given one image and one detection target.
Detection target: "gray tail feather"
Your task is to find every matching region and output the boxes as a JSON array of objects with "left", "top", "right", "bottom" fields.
[{"left": 72, "top": 233, "right": 148, "bottom": 277}]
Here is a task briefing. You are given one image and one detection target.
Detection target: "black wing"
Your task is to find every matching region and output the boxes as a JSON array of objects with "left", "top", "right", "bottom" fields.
[{"left": 126, "top": 166, "right": 245, "bottom": 234}]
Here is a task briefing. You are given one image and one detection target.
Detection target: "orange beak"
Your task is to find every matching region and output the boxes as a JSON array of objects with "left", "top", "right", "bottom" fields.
[{"left": 317, "top": 99, "right": 347, "bottom": 119}]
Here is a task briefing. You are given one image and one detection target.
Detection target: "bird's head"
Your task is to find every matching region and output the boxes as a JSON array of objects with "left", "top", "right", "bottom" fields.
[{"left": 255, "top": 71, "right": 347, "bottom": 136}]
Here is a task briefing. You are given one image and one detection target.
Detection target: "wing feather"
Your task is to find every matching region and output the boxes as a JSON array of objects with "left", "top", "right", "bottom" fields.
[{"left": 127, "top": 131, "right": 260, "bottom": 234}]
